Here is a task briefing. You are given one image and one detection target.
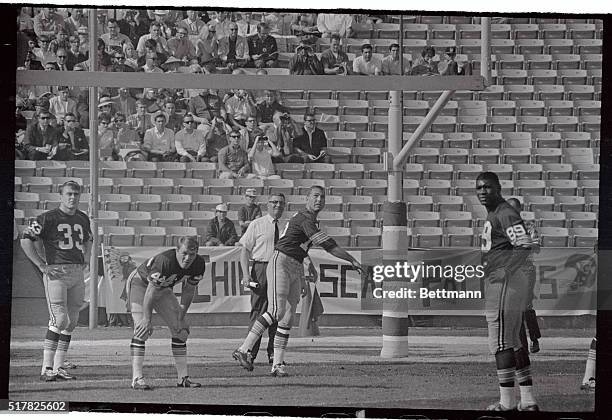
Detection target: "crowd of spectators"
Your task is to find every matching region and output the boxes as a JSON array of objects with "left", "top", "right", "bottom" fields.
[{"left": 17, "top": 7, "right": 471, "bottom": 75}]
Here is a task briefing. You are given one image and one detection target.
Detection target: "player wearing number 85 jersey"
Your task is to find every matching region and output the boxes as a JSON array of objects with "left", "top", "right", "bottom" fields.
[
  {"left": 476, "top": 172, "right": 539, "bottom": 412},
  {"left": 20, "top": 181, "right": 92, "bottom": 382}
]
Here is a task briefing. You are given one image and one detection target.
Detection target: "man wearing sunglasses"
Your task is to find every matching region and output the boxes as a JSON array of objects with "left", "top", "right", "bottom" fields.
[
  {"left": 54, "top": 112, "right": 88, "bottom": 161},
  {"left": 218, "top": 128, "right": 253, "bottom": 179},
  {"left": 175, "top": 114, "right": 207, "bottom": 162},
  {"left": 23, "top": 109, "right": 60, "bottom": 160},
  {"left": 218, "top": 22, "right": 249, "bottom": 71}
]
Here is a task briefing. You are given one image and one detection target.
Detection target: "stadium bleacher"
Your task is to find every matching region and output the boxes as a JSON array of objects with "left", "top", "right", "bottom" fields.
[{"left": 15, "top": 12, "right": 601, "bottom": 248}]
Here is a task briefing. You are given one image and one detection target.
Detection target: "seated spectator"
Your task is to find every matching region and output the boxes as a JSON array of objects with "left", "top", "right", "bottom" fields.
[
  {"left": 189, "top": 88, "right": 214, "bottom": 127},
  {"left": 256, "top": 90, "right": 288, "bottom": 125},
  {"left": 238, "top": 188, "right": 263, "bottom": 235},
  {"left": 316, "top": 13, "right": 353, "bottom": 39},
  {"left": 151, "top": 10, "right": 173, "bottom": 39},
  {"left": 112, "top": 87, "right": 136, "bottom": 117},
  {"left": 67, "top": 37, "right": 87, "bottom": 67},
  {"left": 127, "top": 100, "right": 153, "bottom": 142},
  {"left": 100, "top": 18, "right": 134, "bottom": 55},
  {"left": 291, "top": 111, "right": 331, "bottom": 163},
  {"left": 77, "top": 26, "right": 89, "bottom": 55},
  {"left": 167, "top": 26, "right": 196, "bottom": 62},
  {"left": 195, "top": 23, "right": 220, "bottom": 73},
  {"left": 204, "top": 204, "right": 239, "bottom": 246},
  {"left": 320, "top": 33, "right": 350, "bottom": 75},
  {"left": 225, "top": 89, "right": 256, "bottom": 129},
  {"left": 161, "top": 99, "right": 182, "bottom": 132},
  {"left": 113, "top": 112, "right": 140, "bottom": 147},
  {"left": 110, "top": 50, "right": 135, "bottom": 72},
  {"left": 123, "top": 42, "right": 139, "bottom": 69},
  {"left": 352, "top": 44, "right": 381, "bottom": 76},
  {"left": 289, "top": 42, "right": 323, "bottom": 75},
  {"left": 175, "top": 113, "right": 207, "bottom": 162},
  {"left": 218, "top": 21, "right": 249, "bottom": 71},
  {"left": 247, "top": 22, "right": 278, "bottom": 68},
  {"left": 248, "top": 134, "right": 282, "bottom": 180},
  {"left": 438, "top": 47, "right": 471, "bottom": 76},
  {"left": 98, "top": 112, "right": 118, "bottom": 160},
  {"left": 202, "top": 116, "right": 228, "bottom": 162},
  {"left": 22, "top": 109, "right": 59, "bottom": 160},
  {"left": 32, "top": 34, "right": 56, "bottom": 65},
  {"left": 33, "top": 7, "right": 65, "bottom": 40},
  {"left": 54, "top": 47, "right": 72, "bottom": 71},
  {"left": 136, "top": 22, "right": 168, "bottom": 57},
  {"left": 218, "top": 128, "right": 253, "bottom": 179},
  {"left": 291, "top": 13, "right": 320, "bottom": 46},
  {"left": 179, "top": 10, "right": 208, "bottom": 43},
  {"left": 64, "top": 8, "right": 86, "bottom": 37},
  {"left": 274, "top": 112, "right": 301, "bottom": 163},
  {"left": 411, "top": 46, "right": 438, "bottom": 76},
  {"left": 138, "top": 52, "right": 164, "bottom": 73},
  {"left": 73, "top": 38, "right": 113, "bottom": 71},
  {"left": 51, "top": 112, "right": 88, "bottom": 160},
  {"left": 97, "top": 95, "right": 115, "bottom": 116},
  {"left": 142, "top": 112, "right": 176, "bottom": 162},
  {"left": 49, "top": 86, "right": 77, "bottom": 124},
  {"left": 239, "top": 116, "right": 260, "bottom": 150},
  {"left": 76, "top": 90, "right": 89, "bottom": 129},
  {"left": 50, "top": 28, "right": 71, "bottom": 52},
  {"left": 381, "top": 43, "right": 410, "bottom": 75}
]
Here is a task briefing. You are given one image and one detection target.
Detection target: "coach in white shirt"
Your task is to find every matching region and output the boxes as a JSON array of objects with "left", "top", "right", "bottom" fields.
[{"left": 238, "top": 193, "right": 286, "bottom": 365}]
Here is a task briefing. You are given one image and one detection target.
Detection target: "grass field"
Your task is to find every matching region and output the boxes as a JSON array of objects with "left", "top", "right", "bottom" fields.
[{"left": 9, "top": 326, "right": 595, "bottom": 412}]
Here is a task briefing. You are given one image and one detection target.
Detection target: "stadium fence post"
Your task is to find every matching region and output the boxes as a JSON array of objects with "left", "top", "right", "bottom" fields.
[{"left": 88, "top": 9, "right": 100, "bottom": 329}]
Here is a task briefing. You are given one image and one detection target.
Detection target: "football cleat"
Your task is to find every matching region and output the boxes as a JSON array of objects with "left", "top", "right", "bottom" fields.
[
  {"left": 55, "top": 367, "right": 76, "bottom": 380},
  {"left": 40, "top": 369, "right": 57, "bottom": 382},
  {"left": 232, "top": 348, "right": 254, "bottom": 371},
  {"left": 486, "top": 401, "right": 517, "bottom": 411},
  {"left": 63, "top": 360, "right": 78, "bottom": 369},
  {"left": 177, "top": 376, "right": 201, "bottom": 388},
  {"left": 270, "top": 363, "right": 288, "bottom": 377},
  {"left": 131, "top": 377, "right": 153, "bottom": 390},
  {"left": 518, "top": 402, "right": 540, "bottom": 411},
  {"left": 580, "top": 377, "right": 596, "bottom": 391},
  {"left": 530, "top": 339, "right": 540, "bottom": 354}
]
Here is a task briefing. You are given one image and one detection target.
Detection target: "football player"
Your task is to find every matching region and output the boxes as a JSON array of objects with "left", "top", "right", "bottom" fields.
[
  {"left": 21, "top": 181, "right": 92, "bottom": 382},
  {"left": 232, "top": 186, "right": 362, "bottom": 377},
  {"left": 127, "top": 236, "right": 205, "bottom": 390},
  {"left": 476, "top": 172, "right": 539, "bottom": 411}
]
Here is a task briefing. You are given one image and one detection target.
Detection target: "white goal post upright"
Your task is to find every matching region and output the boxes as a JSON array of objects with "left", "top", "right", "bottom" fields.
[
  {"left": 380, "top": 17, "right": 490, "bottom": 358},
  {"left": 15, "top": 15, "right": 488, "bottom": 332}
]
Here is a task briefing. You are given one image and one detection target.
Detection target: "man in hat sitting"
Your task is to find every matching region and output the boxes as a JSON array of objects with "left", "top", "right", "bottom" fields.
[
  {"left": 288, "top": 42, "right": 323, "bottom": 75},
  {"left": 205, "top": 204, "right": 239, "bottom": 246}
]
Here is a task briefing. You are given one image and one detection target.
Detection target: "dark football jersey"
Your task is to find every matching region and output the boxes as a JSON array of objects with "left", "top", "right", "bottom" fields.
[
  {"left": 136, "top": 248, "right": 206, "bottom": 289},
  {"left": 22, "top": 208, "right": 92, "bottom": 265},
  {"left": 481, "top": 200, "right": 531, "bottom": 276},
  {"left": 275, "top": 210, "right": 337, "bottom": 263}
]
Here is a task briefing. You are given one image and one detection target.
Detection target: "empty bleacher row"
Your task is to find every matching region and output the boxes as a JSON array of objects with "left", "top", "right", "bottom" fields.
[{"left": 14, "top": 157, "right": 599, "bottom": 248}]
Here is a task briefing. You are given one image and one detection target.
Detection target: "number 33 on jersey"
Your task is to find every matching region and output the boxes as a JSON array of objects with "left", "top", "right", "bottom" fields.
[{"left": 22, "top": 208, "right": 92, "bottom": 265}]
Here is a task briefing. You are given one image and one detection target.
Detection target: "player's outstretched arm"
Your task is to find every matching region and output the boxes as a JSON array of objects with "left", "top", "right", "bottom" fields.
[{"left": 326, "top": 245, "right": 363, "bottom": 274}]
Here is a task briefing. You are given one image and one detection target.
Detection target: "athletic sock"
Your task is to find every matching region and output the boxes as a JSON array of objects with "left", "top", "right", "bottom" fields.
[
  {"left": 172, "top": 338, "right": 187, "bottom": 380},
  {"left": 42, "top": 327, "right": 60, "bottom": 375},
  {"left": 496, "top": 348, "right": 516, "bottom": 408},
  {"left": 53, "top": 331, "right": 72, "bottom": 372},
  {"left": 515, "top": 347, "right": 536, "bottom": 406},
  {"left": 273, "top": 326, "right": 290, "bottom": 366},
  {"left": 240, "top": 312, "right": 274, "bottom": 353},
  {"left": 582, "top": 338, "right": 597, "bottom": 383},
  {"left": 130, "top": 337, "right": 146, "bottom": 381}
]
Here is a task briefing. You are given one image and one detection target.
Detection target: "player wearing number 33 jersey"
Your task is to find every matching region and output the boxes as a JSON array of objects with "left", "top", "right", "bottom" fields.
[
  {"left": 20, "top": 181, "right": 92, "bottom": 383},
  {"left": 476, "top": 172, "right": 539, "bottom": 412}
]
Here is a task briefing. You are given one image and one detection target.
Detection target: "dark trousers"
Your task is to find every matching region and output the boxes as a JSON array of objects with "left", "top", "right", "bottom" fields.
[{"left": 249, "top": 261, "right": 277, "bottom": 361}]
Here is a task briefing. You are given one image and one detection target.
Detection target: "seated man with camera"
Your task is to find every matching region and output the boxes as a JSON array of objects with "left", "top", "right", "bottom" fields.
[
  {"left": 288, "top": 42, "right": 323, "bottom": 75},
  {"left": 248, "top": 135, "right": 282, "bottom": 180}
]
